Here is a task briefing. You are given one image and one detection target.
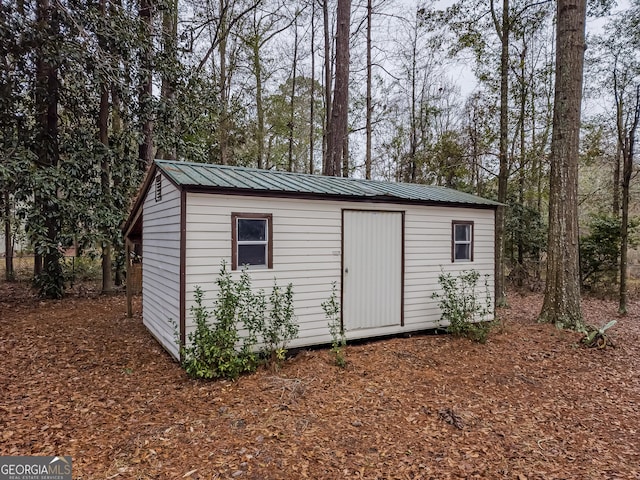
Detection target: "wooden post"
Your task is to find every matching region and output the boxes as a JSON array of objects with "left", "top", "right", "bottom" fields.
[{"left": 126, "top": 238, "right": 133, "bottom": 318}]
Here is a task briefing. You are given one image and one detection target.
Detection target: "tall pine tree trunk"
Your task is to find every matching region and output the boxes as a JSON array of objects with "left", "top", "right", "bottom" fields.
[
  {"left": 3, "top": 191, "right": 13, "bottom": 281},
  {"left": 539, "top": 0, "right": 586, "bottom": 329},
  {"left": 158, "top": 0, "right": 177, "bottom": 160},
  {"left": 253, "top": 38, "right": 265, "bottom": 169},
  {"left": 517, "top": 43, "right": 527, "bottom": 274},
  {"left": 618, "top": 85, "right": 639, "bottom": 314},
  {"left": 406, "top": 14, "right": 418, "bottom": 183},
  {"left": 325, "top": 0, "right": 350, "bottom": 177},
  {"left": 491, "top": 0, "right": 509, "bottom": 307},
  {"left": 99, "top": 0, "right": 113, "bottom": 293},
  {"left": 288, "top": 19, "right": 298, "bottom": 172},
  {"left": 112, "top": 83, "right": 125, "bottom": 287},
  {"left": 218, "top": 0, "right": 230, "bottom": 165},
  {"left": 309, "top": 0, "right": 316, "bottom": 174},
  {"left": 138, "top": 0, "right": 154, "bottom": 170},
  {"left": 322, "top": 0, "right": 332, "bottom": 173},
  {"left": 34, "top": 0, "right": 63, "bottom": 298},
  {"left": 613, "top": 142, "right": 621, "bottom": 216},
  {"left": 365, "top": 0, "right": 372, "bottom": 179}
]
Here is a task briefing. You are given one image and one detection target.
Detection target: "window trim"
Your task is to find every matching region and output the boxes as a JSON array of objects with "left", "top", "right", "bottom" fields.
[
  {"left": 451, "top": 220, "right": 474, "bottom": 262},
  {"left": 231, "top": 212, "right": 273, "bottom": 270}
]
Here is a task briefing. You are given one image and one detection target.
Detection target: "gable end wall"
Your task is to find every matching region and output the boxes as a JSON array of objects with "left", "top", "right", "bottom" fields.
[{"left": 142, "top": 173, "right": 181, "bottom": 359}]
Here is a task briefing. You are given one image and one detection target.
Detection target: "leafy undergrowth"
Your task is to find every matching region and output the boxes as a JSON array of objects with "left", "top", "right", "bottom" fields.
[{"left": 1, "top": 284, "right": 639, "bottom": 479}]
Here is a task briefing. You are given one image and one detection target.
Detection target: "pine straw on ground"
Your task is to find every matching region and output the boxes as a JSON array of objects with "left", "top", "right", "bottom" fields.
[{"left": 1, "top": 285, "right": 639, "bottom": 479}]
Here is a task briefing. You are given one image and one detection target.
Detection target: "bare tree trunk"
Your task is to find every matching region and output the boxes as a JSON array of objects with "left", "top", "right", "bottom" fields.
[
  {"left": 613, "top": 142, "right": 621, "bottom": 215},
  {"left": 517, "top": 43, "right": 527, "bottom": 274},
  {"left": 158, "top": 0, "right": 177, "bottom": 160},
  {"left": 288, "top": 19, "right": 299, "bottom": 172},
  {"left": 309, "top": 0, "right": 316, "bottom": 174},
  {"left": 529, "top": 53, "right": 542, "bottom": 280},
  {"left": 218, "top": 0, "right": 230, "bottom": 165},
  {"left": 138, "top": 0, "right": 154, "bottom": 169},
  {"left": 539, "top": 0, "right": 586, "bottom": 329},
  {"left": 407, "top": 15, "right": 417, "bottom": 183},
  {"left": 618, "top": 85, "right": 639, "bottom": 314},
  {"left": 342, "top": 128, "right": 349, "bottom": 177},
  {"left": 34, "top": 251, "right": 42, "bottom": 277},
  {"left": 491, "top": 0, "right": 509, "bottom": 307},
  {"left": 325, "top": 0, "right": 350, "bottom": 177},
  {"left": 322, "top": 0, "right": 332, "bottom": 173},
  {"left": 98, "top": 0, "right": 114, "bottom": 294},
  {"left": 253, "top": 37, "right": 265, "bottom": 169},
  {"left": 112, "top": 82, "right": 125, "bottom": 287},
  {"left": 99, "top": 92, "right": 113, "bottom": 293},
  {"left": 3, "top": 191, "right": 13, "bottom": 281},
  {"left": 34, "top": 0, "right": 63, "bottom": 297},
  {"left": 612, "top": 80, "right": 623, "bottom": 218},
  {"left": 365, "top": 0, "right": 372, "bottom": 179},
  {"left": 0, "top": 12, "right": 14, "bottom": 280}
]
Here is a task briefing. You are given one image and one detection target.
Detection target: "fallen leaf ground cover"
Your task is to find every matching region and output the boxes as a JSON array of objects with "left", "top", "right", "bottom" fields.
[{"left": 1, "top": 283, "right": 639, "bottom": 479}]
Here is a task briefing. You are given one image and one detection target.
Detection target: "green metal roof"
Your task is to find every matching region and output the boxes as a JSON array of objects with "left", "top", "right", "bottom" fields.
[{"left": 156, "top": 159, "right": 500, "bottom": 208}]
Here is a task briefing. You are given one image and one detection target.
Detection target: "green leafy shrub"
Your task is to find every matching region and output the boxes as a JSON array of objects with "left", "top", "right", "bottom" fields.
[
  {"left": 505, "top": 200, "right": 547, "bottom": 262},
  {"left": 180, "top": 262, "right": 299, "bottom": 379},
  {"left": 432, "top": 269, "right": 493, "bottom": 343},
  {"left": 63, "top": 255, "right": 102, "bottom": 282},
  {"left": 181, "top": 274, "right": 258, "bottom": 380},
  {"left": 322, "top": 282, "right": 346, "bottom": 367},
  {"left": 580, "top": 214, "right": 639, "bottom": 290},
  {"left": 34, "top": 258, "right": 65, "bottom": 299},
  {"left": 263, "top": 281, "right": 298, "bottom": 364}
]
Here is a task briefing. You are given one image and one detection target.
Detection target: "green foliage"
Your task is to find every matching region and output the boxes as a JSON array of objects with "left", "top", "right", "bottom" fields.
[
  {"left": 505, "top": 201, "right": 546, "bottom": 261},
  {"left": 62, "top": 256, "right": 102, "bottom": 282},
  {"left": 263, "top": 76, "right": 324, "bottom": 172},
  {"left": 432, "top": 270, "right": 493, "bottom": 343},
  {"left": 179, "top": 263, "right": 299, "bottom": 379},
  {"left": 322, "top": 282, "right": 346, "bottom": 368},
  {"left": 580, "top": 214, "right": 639, "bottom": 290},
  {"left": 505, "top": 200, "right": 547, "bottom": 285},
  {"left": 264, "top": 281, "right": 298, "bottom": 364},
  {"left": 181, "top": 269, "right": 258, "bottom": 380},
  {"left": 0, "top": 0, "right": 143, "bottom": 295},
  {"left": 33, "top": 252, "right": 65, "bottom": 299}
]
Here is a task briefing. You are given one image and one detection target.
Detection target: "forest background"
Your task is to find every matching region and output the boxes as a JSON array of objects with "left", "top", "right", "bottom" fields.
[{"left": 1, "top": 0, "right": 639, "bottom": 311}]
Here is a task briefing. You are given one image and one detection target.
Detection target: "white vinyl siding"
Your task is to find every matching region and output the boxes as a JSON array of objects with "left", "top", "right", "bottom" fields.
[
  {"left": 142, "top": 174, "right": 181, "bottom": 359},
  {"left": 183, "top": 193, "right": 495, "bottom": 347},
  {"left": 185, "top": 194, "right": 342, "bottom": 348},
  {"left": 404, "top": 210, "right": 494, "bottom": 327}
]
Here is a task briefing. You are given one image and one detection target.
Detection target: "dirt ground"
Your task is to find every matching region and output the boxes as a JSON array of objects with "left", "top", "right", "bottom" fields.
[{"left": 0, "top": 283, "right": 639, "bottom": 479}]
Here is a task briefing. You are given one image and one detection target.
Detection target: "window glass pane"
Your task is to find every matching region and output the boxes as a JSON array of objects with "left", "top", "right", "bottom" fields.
[
  {"left": 238, "top": 219, "right": 266, "bottom": 241},
  {"left": 454, "top": 224, "right": 470, "bottom": 242},
  {"left": 238, "top": 244, "right": 267, "bottom": 266},
  {"left": 455, "top": 243, "right": 471, "bottom": 261}
]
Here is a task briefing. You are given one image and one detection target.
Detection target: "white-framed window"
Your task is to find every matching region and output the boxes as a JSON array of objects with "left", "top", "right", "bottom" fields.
[
  {"left": 231, "top": 213, "right": 273, "bottom": 270},
  {"left": 452, "top": 221, "right": 474, "bottom": 262}
]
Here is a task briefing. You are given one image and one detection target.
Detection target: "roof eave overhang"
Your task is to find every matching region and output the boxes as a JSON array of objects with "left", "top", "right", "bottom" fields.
[
  {"left": 122, "top": 163, "right": 159, "bottom": 239},
  {"left": 122, "top": 162, "right": 500, "bottom": 242},
  {"left": 180, "top": 184, "right": 500, "bottom": 210}
]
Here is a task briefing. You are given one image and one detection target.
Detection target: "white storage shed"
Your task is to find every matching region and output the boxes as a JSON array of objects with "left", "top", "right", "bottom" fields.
[{"left": 123, "top": 160, "right": 499, "bottom": 360}]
